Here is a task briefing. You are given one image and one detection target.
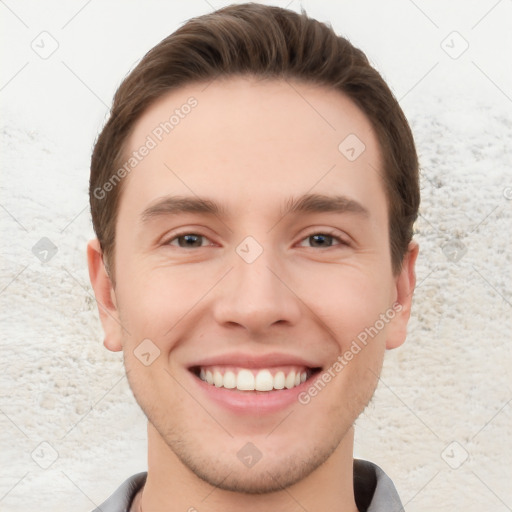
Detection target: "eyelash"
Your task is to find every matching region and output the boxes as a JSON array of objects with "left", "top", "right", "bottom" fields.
[{"left": 164, "top": 230, "right": 349, "bottom": 249}]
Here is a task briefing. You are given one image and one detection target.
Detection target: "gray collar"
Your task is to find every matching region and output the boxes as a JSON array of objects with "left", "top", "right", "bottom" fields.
[{"left": 354, "top": 459, "right": 404, "bottom": 512}]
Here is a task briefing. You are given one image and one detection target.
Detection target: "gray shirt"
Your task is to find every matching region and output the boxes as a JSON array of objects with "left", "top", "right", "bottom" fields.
[{"left": 92, "top": 459, "right": 404, "bottom": 512}]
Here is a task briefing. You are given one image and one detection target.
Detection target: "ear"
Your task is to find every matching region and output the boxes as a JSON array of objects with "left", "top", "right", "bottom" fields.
[
  {"left": 87, "top": 239, "right": 123, "bottom": 352},
  {"left": 386, "top": 241, "right": 419, "bottom": 349}
]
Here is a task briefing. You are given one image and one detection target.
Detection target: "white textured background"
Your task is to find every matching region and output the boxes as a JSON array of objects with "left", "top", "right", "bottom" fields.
[{"left": 1, "top": 1, "right": 511, "bottom": 511}]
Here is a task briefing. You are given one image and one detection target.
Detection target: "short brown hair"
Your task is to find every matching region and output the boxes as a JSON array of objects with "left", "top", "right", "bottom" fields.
[{"left": 90, "top": 2, "right": 419, "bottom": 278}]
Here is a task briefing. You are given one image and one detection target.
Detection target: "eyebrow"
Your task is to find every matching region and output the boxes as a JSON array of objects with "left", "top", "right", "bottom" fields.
[
  {"left": 141, "top": 193, "right": 369, "bottom": 223},
  {"left": 281, "top": 193, "right": 369, "bottom": 218}
]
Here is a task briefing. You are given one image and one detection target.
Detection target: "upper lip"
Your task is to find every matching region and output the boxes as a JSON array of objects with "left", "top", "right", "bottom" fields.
[{"left": 188, "top": 352, "right": 322, "bottom": 370}]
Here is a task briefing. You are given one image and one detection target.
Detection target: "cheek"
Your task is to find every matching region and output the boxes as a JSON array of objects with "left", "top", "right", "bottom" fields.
[
  {"left": 299, "top": 264, "right": 393, "bottom": 345},
  {"left": 115, "top": 258, "right": 222, "bottom": 346}
]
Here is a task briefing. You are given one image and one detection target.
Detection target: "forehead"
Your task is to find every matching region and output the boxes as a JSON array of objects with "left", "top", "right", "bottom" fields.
[{"left": 119, "top": 76, "right": 385, "bottom": 221}]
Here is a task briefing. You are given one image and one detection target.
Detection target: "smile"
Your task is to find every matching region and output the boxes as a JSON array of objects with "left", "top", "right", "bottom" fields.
[
  {"left": 192, "top": 365, "right": 320, "bottom": 392},
  {"left": 187, "top": 353, "right": 323, "bottom": 412}
]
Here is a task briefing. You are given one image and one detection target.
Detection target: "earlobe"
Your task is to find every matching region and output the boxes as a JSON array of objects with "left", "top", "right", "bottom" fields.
[
  {"left": 87, "top": 239, "right": 123, "bottom": 352},
  {"left": 386, "top": 241, "right": 419, "bottom": 349}
]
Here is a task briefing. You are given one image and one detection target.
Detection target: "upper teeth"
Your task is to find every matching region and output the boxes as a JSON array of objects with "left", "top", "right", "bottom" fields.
[{"left": 198, "top": 367, "right": 308, "bottom": 391}]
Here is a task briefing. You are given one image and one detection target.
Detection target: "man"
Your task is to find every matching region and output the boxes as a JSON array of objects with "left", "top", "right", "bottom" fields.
[{"left": 87, "top": 3, "right": 419, "bottom": 511}]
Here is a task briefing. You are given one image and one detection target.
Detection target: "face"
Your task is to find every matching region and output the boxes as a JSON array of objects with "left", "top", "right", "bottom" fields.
[{"left": 88, "top": 76, "right": 417, "bottom": 493}]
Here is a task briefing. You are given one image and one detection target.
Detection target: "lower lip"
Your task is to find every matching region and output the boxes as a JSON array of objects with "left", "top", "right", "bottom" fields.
[{"left": 189, "top": 371, "right": 319, "bottom": 414}]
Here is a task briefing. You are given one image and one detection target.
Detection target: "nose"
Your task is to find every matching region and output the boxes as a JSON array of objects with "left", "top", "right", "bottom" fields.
[{"left": 212, "top": 244, "right": 302, "bottom": 335}]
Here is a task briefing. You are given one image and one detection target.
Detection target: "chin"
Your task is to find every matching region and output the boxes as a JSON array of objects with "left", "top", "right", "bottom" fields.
[{"left": 178, "top": 451, "right": 325, "bottom": 495}]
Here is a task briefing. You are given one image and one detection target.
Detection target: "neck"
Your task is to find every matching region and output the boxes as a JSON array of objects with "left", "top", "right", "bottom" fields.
[{"left": 137, "top": 422, "right": 358, "bottom": 512}]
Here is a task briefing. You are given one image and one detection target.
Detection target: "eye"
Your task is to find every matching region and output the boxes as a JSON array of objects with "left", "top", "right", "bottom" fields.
[
  {"left": 297, "top": 231, "right": 348, "bottom": 249},
  {"left": 163, "top": 230, "right": 348, "bottom": 250},
  {"left": 166, "top": 233, "right": 213, "bottom": 248}
]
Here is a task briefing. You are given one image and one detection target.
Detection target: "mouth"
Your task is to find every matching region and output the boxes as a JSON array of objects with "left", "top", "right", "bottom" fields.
[{"left": 189, "top": 365, "right": 322, "bottom": 392}]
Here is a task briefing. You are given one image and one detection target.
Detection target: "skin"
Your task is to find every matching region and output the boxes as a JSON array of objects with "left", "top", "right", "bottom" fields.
[{"left": 88, "top": 76, "right": 418, "bottom": 512}]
